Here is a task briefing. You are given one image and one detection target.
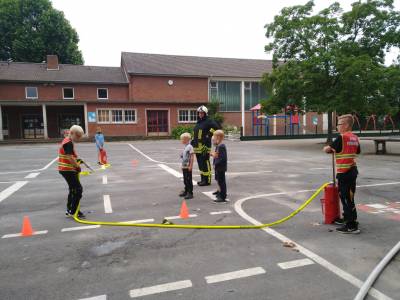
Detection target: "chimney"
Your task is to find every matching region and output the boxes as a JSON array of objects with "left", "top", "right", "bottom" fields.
[{"left": 46, "top": 55, "right": 59, "bottom": 70}]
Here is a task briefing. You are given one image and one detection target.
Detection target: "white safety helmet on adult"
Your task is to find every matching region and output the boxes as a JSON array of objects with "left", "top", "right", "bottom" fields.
[{"left": 197, "top": 105, "right": 208, "bottom": 114}]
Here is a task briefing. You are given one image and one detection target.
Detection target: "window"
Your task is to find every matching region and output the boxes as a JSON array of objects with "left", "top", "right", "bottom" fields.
[
  {"left": 63, "top": 87, "right": 74, "bottom": 99},
  {"left": 244, "top": 82, "right": 251, "bottom": 90},
  {"left": 245, "top": 82, "right": 268, "bottom": 110},
  {"left": 26, "top": 87, "right": 38, "bottom": 99},
  {"left": 97, "top": 109, "right": 110, "bottom": 123},
  {"left": 112, "top": 110, "right": 123, "bottom": 123},
  {"left": 124, "top": 110, "right": 136, "bottom": 123},
  {"left": 179, "top": 109, "right": 197, "bottom": 123},
  {"left": 97, "top": 88, "right": 108, "bottom": 100},
  {"left": 97, "top": 109, "right": 136, "bottom": 124}
]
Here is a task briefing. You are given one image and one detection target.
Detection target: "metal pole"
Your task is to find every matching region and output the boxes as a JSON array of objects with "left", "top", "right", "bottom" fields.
[{"left": 332, "top": 152, "right": 336, "bottom": 186}]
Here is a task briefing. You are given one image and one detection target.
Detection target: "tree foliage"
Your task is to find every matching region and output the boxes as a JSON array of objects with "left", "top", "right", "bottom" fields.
[
  {"left": 262, "top": 0, "right": 400, "bottom": 136},
  {"left": 0, "top": 0, "right": 83, "bottom": 64}
]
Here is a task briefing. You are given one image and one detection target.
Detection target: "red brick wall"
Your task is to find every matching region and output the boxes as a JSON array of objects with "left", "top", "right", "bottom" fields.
[
  {"left": 0, "top": 82, "right": 128, "bottom": 102},
  {"left": 130, "top": 76, "right": 208, "bottom": 103}
]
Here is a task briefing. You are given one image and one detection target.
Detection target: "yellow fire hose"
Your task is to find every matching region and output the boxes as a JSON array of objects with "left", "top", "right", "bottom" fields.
[{"left": 73, "top": 182, "right": 329, "bottom": 229}]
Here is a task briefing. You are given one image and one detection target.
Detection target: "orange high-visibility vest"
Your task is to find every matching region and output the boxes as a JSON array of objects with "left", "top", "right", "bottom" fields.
[
  {"left": 58, "top": 138, "right": 78, "bottom": 171},
  {"left": 335, "top": 132, "right": 359, "bottom": 173}
]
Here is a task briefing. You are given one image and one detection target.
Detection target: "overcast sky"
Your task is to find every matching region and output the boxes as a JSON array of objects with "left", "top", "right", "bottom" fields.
[{"left": 51, "top": 0, "right": 400, "bottom": 66}]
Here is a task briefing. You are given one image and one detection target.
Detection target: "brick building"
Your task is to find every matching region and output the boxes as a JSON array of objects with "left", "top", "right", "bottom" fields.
[{"left": 0, "top": 53, "right": 323, "bottom": 140}]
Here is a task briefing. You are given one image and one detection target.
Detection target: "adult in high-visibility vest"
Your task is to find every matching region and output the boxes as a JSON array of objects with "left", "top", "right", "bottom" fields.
[
  {"left": 191, "top": 106, "right": 221, "bottom": 186},
  {"left": 324, "top": 114, "right": 361, "bottom": 234},
  {"left": 58, "top": 125, "right": 85, "bottom": 218}
]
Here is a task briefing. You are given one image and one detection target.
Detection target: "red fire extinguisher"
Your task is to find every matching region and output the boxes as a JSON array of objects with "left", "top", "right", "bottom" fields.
[
  {"left": 321, "top": 153, "right": 340, "bottom": 224},
  {"left": 99, "top": 148, "right": 108, "bottom": 165}
]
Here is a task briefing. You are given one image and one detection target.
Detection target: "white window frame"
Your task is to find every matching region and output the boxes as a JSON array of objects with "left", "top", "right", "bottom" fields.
[
  {"left": 62, "top": 87, "right": 75, "bottom": 100},
  {"left": 124, "top": 109, "right": 137, "bottom": 124},
  {"left": 244, "top": 82, "right": 252, "bottom": 90},
  {"left": 97, "top": 88, "right": 109, "bottom": 100},
  {"left": 178, "top": 109, "right": 197, "bottom": 124},
  {"left": 96, "top": 108, "right": 137, "bottom": 124},
  {"left": 97, "top": 109, "right": 111, "bottom": 124},
  {"left": 111, "top": 109, "right": 124, "bottom": 124},
  {"left": 25, "top": 87, "right": 38, "bottom": 99}
]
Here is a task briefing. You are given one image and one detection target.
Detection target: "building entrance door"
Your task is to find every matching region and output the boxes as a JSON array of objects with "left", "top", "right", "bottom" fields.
[
  {"left": 147, "top": 110, "right": 169, "bottom": 136},
  {"left": 22, "top": 115, "right": 44, "bottom": 139},
  {"left": 59, "top": 114, "right": 83, "bottom": 137}
]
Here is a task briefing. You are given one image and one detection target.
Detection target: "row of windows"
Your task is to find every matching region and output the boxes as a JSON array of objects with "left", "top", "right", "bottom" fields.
[
  {"left": 95, "top": 109, "right": 198, "bottom": 124},
  {"left": 25, "top": 87, "right": 109, "bottom": 100},
  {"left": 97, "top": 109, "right": 136, "bottom": 124},
  {"left": 209, "top": 81, "right": 268, "bottom": 112}
]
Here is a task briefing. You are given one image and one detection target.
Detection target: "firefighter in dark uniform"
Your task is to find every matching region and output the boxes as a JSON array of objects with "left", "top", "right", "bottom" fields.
[{"left": 191, "top": 105, "right": 221, "bottom": 186}]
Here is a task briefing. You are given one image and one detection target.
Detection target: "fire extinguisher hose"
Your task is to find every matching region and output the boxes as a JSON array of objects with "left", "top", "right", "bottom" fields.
[{"left": 72, "top": 182, "right": 330, "bottom": 229}]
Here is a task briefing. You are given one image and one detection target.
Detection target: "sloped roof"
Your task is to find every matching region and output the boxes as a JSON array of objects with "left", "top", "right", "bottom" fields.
[
  {"left": 121, "top": 52, "right": 273, "bottom": 78},
  {"left": 0, "top": 62, "right": 128, "bottom": 84}
]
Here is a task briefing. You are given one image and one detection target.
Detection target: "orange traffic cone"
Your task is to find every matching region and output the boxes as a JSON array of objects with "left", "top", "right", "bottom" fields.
[
  {"left": 180, "top": 200, "right": 189, "bottom": 219},
  {"left": 21, "top": 216, "right": 34, "bottom": 237}
]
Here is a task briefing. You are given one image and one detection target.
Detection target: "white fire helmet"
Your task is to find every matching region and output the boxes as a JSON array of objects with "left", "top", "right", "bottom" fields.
[{"left": 197, "top": 105, "right": 208, "bottom": 114}]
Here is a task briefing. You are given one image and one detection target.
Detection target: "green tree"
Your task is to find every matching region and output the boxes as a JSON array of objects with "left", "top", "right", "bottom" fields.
[
  {"left": 262, "top": 0, "right": 400, "bottom": 141},
  {"left": 0, "top": 0, "right": 83, "bottom": 64}
]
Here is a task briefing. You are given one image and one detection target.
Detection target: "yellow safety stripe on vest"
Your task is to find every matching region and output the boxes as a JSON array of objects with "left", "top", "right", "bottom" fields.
[
  {"left": 198, "top": 129, "right": 203, "bottom": 140},
  {"left": 336, "top": 163, "right": 354, "bottom": 168},
  {"left": 59, "top": 154, "right": 76, "bottom": 159},
  {"left": 210, "top": 128, "right": 216, "bottom": 134},
  {"left": 58, "top": 162, "right": 75, "bottom": 168},
  {"left": 336, "top": 154, "right": 357, "bottom": 158}
]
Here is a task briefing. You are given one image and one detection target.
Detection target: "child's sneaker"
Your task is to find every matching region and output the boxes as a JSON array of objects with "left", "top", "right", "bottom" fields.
[
  {"left": 336, "top": 225, "right": 360, "bottom": 234},
  {"left": 77, "top": 211, "right": 86, "bottom": 219},
  {"left": 65, "top": 210, "right": 72, "bottom": 217},
  {"left": 213, "top": 196, "right": 228, "bottom": 204},
  {"left": 179, "top": 191, "right": 187, "bottom": 197},
  {"left": 334, "top": 218, "right": 345, "bottom": 225},
  {"left": 184, "top": 193, "right": 193, "bottom": 200}
]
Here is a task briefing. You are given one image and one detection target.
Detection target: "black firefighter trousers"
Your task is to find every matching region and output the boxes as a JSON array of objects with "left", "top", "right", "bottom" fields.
[
  {"left": 196, "top": 152, "right": 212, "bottom": 184},
  {"left": 337, "top": 167, "right": 358, "bottom": 228},
  {"left": 60, "top": 171, "right": 83, "bottom": 214}
]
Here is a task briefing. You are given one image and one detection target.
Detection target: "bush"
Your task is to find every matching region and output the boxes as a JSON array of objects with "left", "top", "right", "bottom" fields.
[
  {"left": 171, "top": 124, "right": 195, "bottom": 139},
  {"left": 223, "top": 124, "right": 239, "bottom": 133}
]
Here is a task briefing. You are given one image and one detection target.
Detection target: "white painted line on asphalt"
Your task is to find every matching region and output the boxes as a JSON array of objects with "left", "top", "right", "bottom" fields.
[
  {"left": 121, "top": 219, "right": 155, "bottom": 224},
  {"left": 102, "top": 175, "right": 108, "bottom": 185},
  {"left": 128, "top": 144, "right": 162, "bottom": 163},
  {"left": 205, "top": 267, "right": 266, "bottom": 284},
  {"left": 165, "top": 214, "right": 197, "bottom": 220},
  {"left": 0, "top": 181, "right": 28, "bottom": 203},
  {"left": 358, "top": 181, "right": 400, "bottom": 188},
  {"left": 61, "top": 225, "right": 100, "bottom": 232},
  {"left": 278, "top": 258, "right": 315, "bottom": 270},
  {"left": 366, "top": 204, "right": 388, "bottom": 209},
  {"left": 2, "top": 230, "right": 48, "bottom": 239},
  {"left": 24, "top": 172, "right": 40, "bottom": 179},
  {"left": 0, "top": 157, "right": 58, "bottom": 175},
  {"left": 310, "top": 167, "right": 331, "bottom": 170},
  {"left": 129, "top": 280, "right": 192, "bottom": 298},
  {"left": 234, "top": 188, "right": 394, "bottom": 300},
  {"left": 42, "top": 157, "right": 58, "bottom": 170},
  {"left": 103, "top": 195, "right": 112, "bottom": 213},
  {"left": 158, "top": 164, "right": 182, "bottom": 178},
  {"left": 78, "top": 295, "right": 107, "bottom": 300},
  {"left": 210, "top": 210, "right": 232, "bottom": 215}
]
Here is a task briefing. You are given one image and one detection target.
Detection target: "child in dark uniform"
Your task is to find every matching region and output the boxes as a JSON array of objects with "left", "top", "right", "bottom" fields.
[{"left": 211, "top": 130, "right": 228, "bottom": 203}]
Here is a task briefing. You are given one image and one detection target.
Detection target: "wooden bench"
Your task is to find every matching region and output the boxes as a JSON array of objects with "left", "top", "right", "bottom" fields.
[{"left": 362, "top": 137, "right": 400, "bottom": 154}]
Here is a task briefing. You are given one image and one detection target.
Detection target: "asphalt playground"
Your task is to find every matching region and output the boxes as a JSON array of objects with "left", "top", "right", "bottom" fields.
[{"left": 0, "top": 138, "right": 399, "bottom": 300}]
